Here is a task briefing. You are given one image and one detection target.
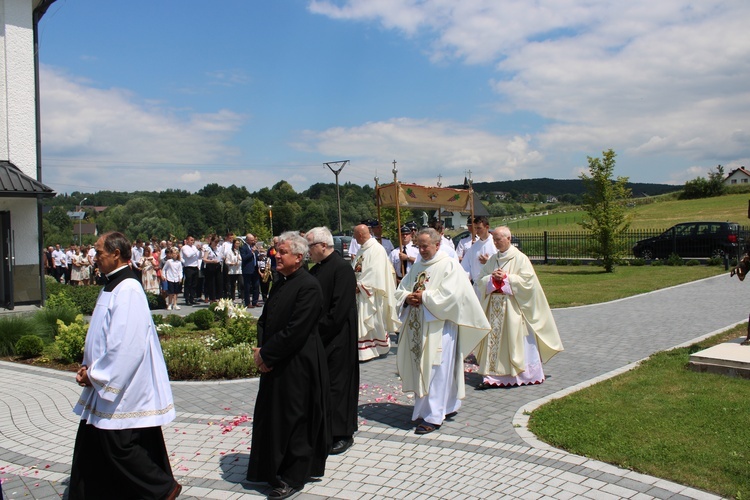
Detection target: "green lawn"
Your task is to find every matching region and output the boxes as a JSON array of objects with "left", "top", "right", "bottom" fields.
[
  {"left": 536, "top": 264, "right": 727, "bottom": 308},
  {"left": 529, "top": 324, "right": 750, "bottom": 499},
  {"left": 493, "top": 192, "right": 750, "bottom": 232},
  {"left": 527, "top": 264, "right": 749, "bottom": 499}
]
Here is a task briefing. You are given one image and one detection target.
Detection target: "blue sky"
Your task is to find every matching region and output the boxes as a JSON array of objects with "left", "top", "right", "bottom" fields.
[{"left": 37, "top": 0, "right": 750, "bottom": 194}]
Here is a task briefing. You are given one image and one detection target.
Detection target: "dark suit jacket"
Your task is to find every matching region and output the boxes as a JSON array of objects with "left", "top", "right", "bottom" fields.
[{"left": 240, "top": 243, "right": 258, "bottom": 275}]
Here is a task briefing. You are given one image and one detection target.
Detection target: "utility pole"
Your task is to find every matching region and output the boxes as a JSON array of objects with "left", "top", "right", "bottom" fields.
[{"left": 324, "top": 160, "right": 349, "bottom": 233}]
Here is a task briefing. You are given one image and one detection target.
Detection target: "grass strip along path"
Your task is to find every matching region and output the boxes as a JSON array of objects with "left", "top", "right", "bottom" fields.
[{"left": 532, "top": 264, "right": 749, "bottom": 499}]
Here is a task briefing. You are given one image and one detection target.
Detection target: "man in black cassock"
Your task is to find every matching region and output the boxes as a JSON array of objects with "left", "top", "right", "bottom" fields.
[
  {"left": 306, "top": 227, "right": 359, "bottom": 455},
  {"left": 247, "top": 231, "right": 330, "bottom": 500}
]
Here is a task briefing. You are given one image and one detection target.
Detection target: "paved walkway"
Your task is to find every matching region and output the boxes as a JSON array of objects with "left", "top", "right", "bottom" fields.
[{"left": 1, "top": 274, "right": 747, "bottom": 499}]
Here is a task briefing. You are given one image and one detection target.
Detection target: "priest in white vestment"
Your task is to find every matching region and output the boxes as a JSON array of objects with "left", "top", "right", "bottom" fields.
[
  {"left": 475, "top": 227, "right": 564, "bottom": 389},
  {"left": 352, "top": 224, "right": 400, "bottom": 361},
  {"left": 69, "top": 232, "right": 180, "bottom": 500},
  {"left": 396, "top": 229, "right": 490, "bottom": 435}
]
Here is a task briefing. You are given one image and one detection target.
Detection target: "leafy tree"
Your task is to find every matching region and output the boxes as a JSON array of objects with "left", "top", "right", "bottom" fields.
[
  {"left": 46, "top": 206, "right": 71, "bottom": 231},
  {"left": 578, "top": 149, "right": 632, "bottom": 272},
  {"left": 245, "top": 198, "right": 272, "bottom": 242},
  {"left": 298, "top": 200, "right": 330, "bottom": 231},
  {"left": 679, "top": 165, "right": 726, "bottom": 200}
]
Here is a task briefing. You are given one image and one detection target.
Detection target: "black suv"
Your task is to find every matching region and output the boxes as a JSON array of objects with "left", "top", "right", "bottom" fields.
[{"left": 632, "top": 221, "right": 740, "bottom": 260}]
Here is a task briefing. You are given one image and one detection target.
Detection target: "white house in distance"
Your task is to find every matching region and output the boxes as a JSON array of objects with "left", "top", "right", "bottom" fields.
[
  {"left": 724, "top": 166, "right": 750, "bottom": 186},
  {"left": 0, "top": 0, "right": 56, "bottom": 309}
]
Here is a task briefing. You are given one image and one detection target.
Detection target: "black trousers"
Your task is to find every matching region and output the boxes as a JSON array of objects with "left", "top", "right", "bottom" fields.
[
  {"left": 242, "top": 273, "right": 260, "bottom": 306},
  {"left": 204, "top": 263, "right": 222, "bottom": 301},
  {"left": 68, "top": 420, "right": 174, "bottom": 500},
  {"left": 183, "top": 266, "right": 199, "bottom": 304}
]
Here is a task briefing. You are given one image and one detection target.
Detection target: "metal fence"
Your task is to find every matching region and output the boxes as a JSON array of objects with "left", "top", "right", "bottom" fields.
[{"left": 514, "top": 227, "right": 750, "bottom": 263}]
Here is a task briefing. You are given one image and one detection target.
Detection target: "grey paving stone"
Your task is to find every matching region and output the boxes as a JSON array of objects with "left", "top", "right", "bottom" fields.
[{"left": 1, "top": 275, "right": 740, "bottom": 499}]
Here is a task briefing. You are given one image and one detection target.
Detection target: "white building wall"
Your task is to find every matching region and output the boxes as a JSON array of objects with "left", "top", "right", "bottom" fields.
[
  {"left": 0, "top": 3, "right": 9, "bottom": 160},
  {"left": 2, "top": 0, "right": 37, "bottom": 179}
]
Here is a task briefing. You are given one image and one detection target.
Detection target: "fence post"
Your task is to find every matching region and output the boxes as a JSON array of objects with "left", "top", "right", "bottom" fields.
[{"left": 544, "top": 231, "right": 549, "bottom": 264}]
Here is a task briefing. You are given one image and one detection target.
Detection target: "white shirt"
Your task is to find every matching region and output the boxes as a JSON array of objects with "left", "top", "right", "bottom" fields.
[
  {"left": 441, "top": 235, "right": 455, "bottom": 250},
  {"left": 52, "top": 249, "right": 66, "bottom": 267},
  {"left": 131, "top": 246, "right": 144, "bottom": 269},
  {"left": 389, "top": 242, "right": 419, "bottom": 278},
  {"left": 162, "top": 259, "right": 184, "bottom": 282},
  {"left": 224, "top": 248, "right": 242, "bottom": 275},
  {"left": 460, "top": 235, "right": 496, "bottom": 282},
  {"left": 456, "top": 235, "right": 473, "bottom": 260},
  {"left": 219, "top": 240, "right": 233, "bottom": 261},
  {"left": 181, "top": 244, "right": 201, "bottom": 268}
]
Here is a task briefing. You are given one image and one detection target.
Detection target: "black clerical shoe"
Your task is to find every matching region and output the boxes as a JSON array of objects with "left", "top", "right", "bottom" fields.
[
  {"left": 166, "top": 481, "right": 182, "bottom": 500},
  {"left": 267, "top": 480, "right": 297, "bottom": 500},
  {"left": 330, "top": 437, "right": 354, "bottom": 455}
]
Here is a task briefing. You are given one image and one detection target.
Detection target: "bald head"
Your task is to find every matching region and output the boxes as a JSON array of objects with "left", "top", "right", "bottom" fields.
[{"left": 353, "top": 224, "right": 370, "bottom": 245}]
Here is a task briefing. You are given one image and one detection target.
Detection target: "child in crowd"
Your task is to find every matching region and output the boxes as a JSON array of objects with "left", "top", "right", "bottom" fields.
[{"left": 162, "top": 247, "right": 183, "bottom": 310}]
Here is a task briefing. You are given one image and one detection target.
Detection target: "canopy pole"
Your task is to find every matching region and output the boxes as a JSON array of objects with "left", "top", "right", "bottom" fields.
[
  {"left": 469, "top": 179, "right": 476, "bottom": 242},
  {"left": 391, "top": 160, "right": 406, "bottom": 277},
  {"left": 375, "top": 175, "right": 381, "bottom": 229}
]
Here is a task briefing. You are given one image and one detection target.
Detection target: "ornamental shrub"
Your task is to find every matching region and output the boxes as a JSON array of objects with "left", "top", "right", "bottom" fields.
[
  {"left": 204, "top": 343, "right": 258, "bottom": 379},
  {"left": 707, "top": 256, "right": 723, "bottom": 266},
  {"left": 226, "top": 317, "right": 258, "bottom": 347},
  {"left": 666, "top": 253, "right": 685, "bottom": 266},
  {"left": 164, "top": 314, "right": 185, "bottom": 328},
  {"left": 191, "top": 309, "right": 215, "bottom": 330},
  {"left": 54, "top": 315, "right": 88, "bottom": 363},
  {"left": 15, "top": 335, "right": 44, "bottom": 359},
  {"left": 35, "top": 295, "right": 81, "bottom": 339},
  {"left": 64, "top": 285, "right": 103, "bottom": 315},
  {"left": 145, "top": 291, "right": 166, "bottom": 310},
  {"left": 161, "top": 338, "right": 208, "bottom": 380},
  {"left": 45, "top": 292, "right": 81, "bottom": 314},
  {"left": 0, "top": 315, "right": 37, "bottom": 356},
  {"left": 44, "top": 275, "right": 66, "bottom": 299},
  {"left": 630, "top": 258, "right": 646, "bottom": 266},
  {"left": 686, "top": 259, "right": 700, "bottom": 266}
]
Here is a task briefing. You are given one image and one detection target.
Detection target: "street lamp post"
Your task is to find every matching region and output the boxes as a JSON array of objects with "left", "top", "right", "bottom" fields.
[
  {"left": 324, "top": 160, "right": 349, "bottom": 233},
  {"left": 78, "top": 197, "right": 88, "bottom": 244}
]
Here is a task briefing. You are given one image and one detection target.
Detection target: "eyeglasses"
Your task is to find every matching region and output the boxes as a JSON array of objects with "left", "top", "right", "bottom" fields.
[{"left": 309, "top": 242, "right": 324, "bottom": 248}]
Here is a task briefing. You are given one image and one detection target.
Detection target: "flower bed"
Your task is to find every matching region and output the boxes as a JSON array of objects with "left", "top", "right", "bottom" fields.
[{"left": 0, "top": 297, "right": 259, "bottom": 380}]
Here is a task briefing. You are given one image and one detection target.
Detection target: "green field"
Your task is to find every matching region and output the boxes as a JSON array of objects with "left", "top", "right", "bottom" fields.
[{"left": 491, "top": 193, "right": 750, "bottom": 233}]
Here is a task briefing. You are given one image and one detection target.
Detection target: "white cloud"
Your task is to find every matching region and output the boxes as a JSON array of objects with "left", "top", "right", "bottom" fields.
[
  {"left": 295, "top": 118, "right": 544, "bottom": 186},
  {"left": 309, "top": 0, "right": 750, "bottom": 182},
  {"left": 180, "top": 171, "right": 202, "bottom": 183},
  {"left": 39, "top": 65, "right": 245, "bottom": 192}
]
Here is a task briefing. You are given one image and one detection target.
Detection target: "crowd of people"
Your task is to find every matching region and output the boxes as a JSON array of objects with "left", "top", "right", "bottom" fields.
[
  {"left": 43, "top": 233, "right": 279, "bottom": 310},
  {"left": 65, "top": 216, "right": 564, "bottom": 500}
]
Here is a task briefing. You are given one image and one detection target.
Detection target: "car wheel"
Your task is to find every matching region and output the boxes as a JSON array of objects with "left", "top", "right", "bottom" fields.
[
  {"left": 641, "top": 248, "right": 654, "bottom": 260},
  {"left": 711, "top": 248, "right": 726, "bottom": 259}
]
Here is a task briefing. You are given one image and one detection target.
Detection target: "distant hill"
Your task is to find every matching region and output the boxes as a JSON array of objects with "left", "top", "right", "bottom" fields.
[{"left": 451, "top": 178, "right": 680, "bottom": 198}]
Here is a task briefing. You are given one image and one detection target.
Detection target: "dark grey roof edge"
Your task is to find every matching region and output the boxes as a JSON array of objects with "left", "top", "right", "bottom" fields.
[{"left": 0, "top": 161, "right": 55, "bottom": 198}]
